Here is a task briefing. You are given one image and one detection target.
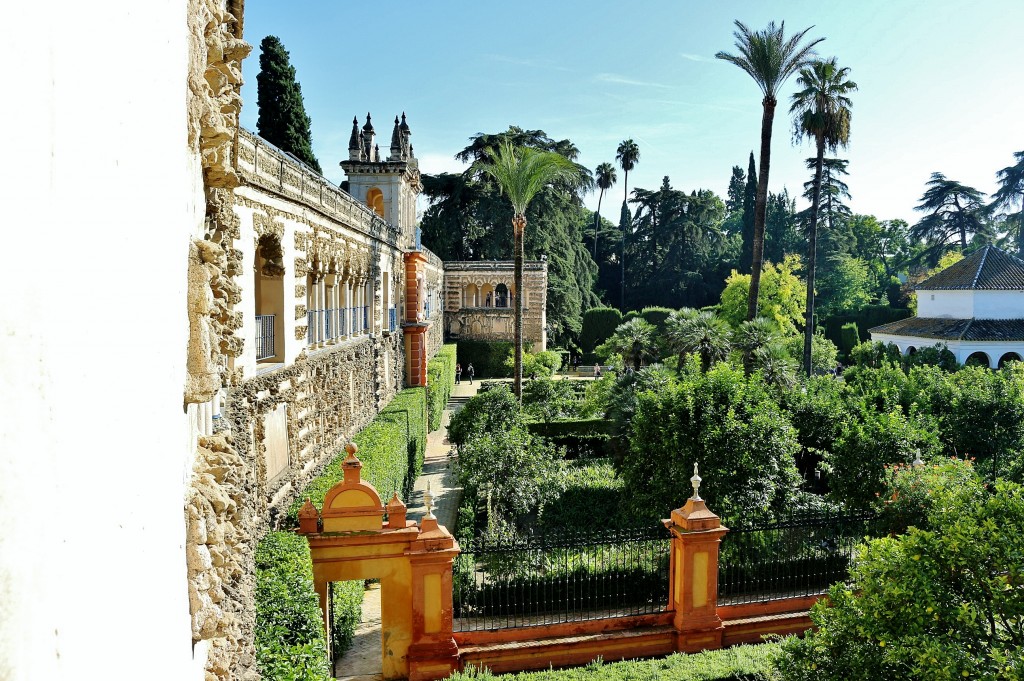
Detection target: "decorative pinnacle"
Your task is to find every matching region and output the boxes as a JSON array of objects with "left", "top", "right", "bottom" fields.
[
  {"left": 912, "top": 449, "right": 924, "bottom": 467},
  {"left": 424, "top": 483, "right": 435, "bottom": 519},
  {"left": 690, "top": 463, "right": 702, "bottom": 502}
]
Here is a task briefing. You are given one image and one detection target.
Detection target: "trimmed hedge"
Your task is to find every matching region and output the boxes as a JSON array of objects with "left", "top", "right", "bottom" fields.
[
  {"left": 639, "top": 306, "right": 674, "bottom": 334},
  {"left": 254, "top": 532, "right": 332, "bottom": 681},
  {"left": 527, "top": 419, "right": 614, "bottom": 459},
  {"left": 822, "top": 304, "right": 911, "bottom": 348},
  {"left": 457, "top": 340, "right": 515, "bottom": 379},
  {"left": 331, "top": 580, "right": 364, "bottom": 657},
  {"left": 447, "top": 642, "right": 781, "bottom": 681},
  {"left": 286, "top": 387, "right": 427, "bottom": 525},
  {"left": 579, "top": 307, "right": 623, "bottom": 354},
  {"left": 838, "top": 322, "right": 860, "bottom": 359},
  {"left": 427, "top": 344, "right": 458, "bottom": 431}
]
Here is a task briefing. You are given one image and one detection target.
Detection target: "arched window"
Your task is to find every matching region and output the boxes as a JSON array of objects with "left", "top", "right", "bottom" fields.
[
  {"left": 464, "top": 283, "right": 478, "bottom": 308},
  {"left": 495, "top": 283, "right": 509, "bottom": 308},
  {"left": 965, "top": 351, "right": 991, "bottom": 368},
  {"left": 998, "top": 351, "right": 1022, "bottom": 368},
  {"left": 366, "top": 188, "right": 385, "bottom": 218},
  {"left": 906, "top": 346, "right": 917, "bottom": 356},
  {"left": 254, "top": 234, "right": 285, "bottom": 363}
]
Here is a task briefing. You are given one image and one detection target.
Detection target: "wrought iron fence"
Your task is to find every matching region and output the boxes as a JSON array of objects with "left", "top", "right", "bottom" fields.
[
  {"left": 363, "top": 305, "right": 369, "bottom": 331},
  {"left": 453, "top": 526, "right": 670, "bottom": 631},
  {"left": 389, "top": 307, "right": 397, "bottom": 331},
  {"left": 255, "top": 314, "right": 275, "bottom": 360},
  {"left": 350, "top": 307, "right": 358, "bottom": 335},
  {"left": 307, "top": 309, "right": 317, "bottom": 345},
  {"left": 325, "top": 307, "right": 333, "bottom": 339},
  {"left": 718, "top": 512, "right": 877, "bottom": 605}
]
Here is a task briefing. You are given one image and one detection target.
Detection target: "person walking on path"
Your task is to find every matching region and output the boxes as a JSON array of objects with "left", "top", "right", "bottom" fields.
[
  {"left": 467, "top": 363, "right": 475, "bottom": 384},
  {"left": 455, "top": 363, "right": 462, "bottom": 385}
]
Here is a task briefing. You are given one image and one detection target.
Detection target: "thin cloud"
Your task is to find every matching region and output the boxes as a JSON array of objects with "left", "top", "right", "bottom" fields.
[
  {"left": 484, "top": 54, "right": 572, "bottom": 72},
  {"left": 680, "top": 52, "right": 714, "bottom": 63},
  {"left": 594, "top": 73, "right": 672, "bottom": 89}
]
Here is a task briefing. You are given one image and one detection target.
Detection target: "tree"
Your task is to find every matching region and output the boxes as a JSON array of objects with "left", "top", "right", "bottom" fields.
[
  {"left": 990, "top": 150, "right": 1024, "bottom": 255},
  {"left": 740, "top": 152, "right": 758, "bottom": 272},
  {"left": 598, "top": 318, "right": 658, "bottom": 370},
  {"left": 911, "top": 173, "right": 987, "bottom": 253},
  {"left": 764, "top": 189, "right": 801, "bottom": 264},
  {"left": 802, "top": 158, "right": 853, "bottom": 257},
  {"left": 719, "top": 255, "right": 806, "bottom": 335},
  {"left": 593, "top": 162, "right": 617, "bottom": 257},
  {"left": 664, "top": 307, "right": 699, "bottom": 367},
  {"left": 732, "top": 316, "right": 780, "bottom": 375},
  {"left": 475, "top": 140, "right": 580, "bottom": 399},
  {"left": 674, "top": 310, "right": 734, "bottom": 372},
  {"left": 790, "top": 57, "right": 857, "bottom": 377},
  {"left": 716, "top": 21, "right": 823, "bottom": 321},
  {"left": 725, "top": 164, "right": 746, "bottom": 213},
  {"left": 616, "top": 139, "right": 640, "bottom": 309},
  {"left": 256, "top": 36, "right": 321, "bottom": 173}
]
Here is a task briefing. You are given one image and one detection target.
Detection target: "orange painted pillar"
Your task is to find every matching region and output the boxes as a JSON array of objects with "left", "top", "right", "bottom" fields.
[
  {"left": 406, "top": 500, "right": 460, "bottom": 681},
  {"left": 663, "top": 465, "right": 729, "bottom": 653},
  {"left": 404, "top": 250, "right": 429, "bottom": 387}
]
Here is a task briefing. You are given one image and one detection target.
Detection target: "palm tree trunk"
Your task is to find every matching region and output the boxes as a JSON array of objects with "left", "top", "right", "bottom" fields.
[
  {"left": 747, "top": 97, "right": 777, "bottom": 321},
  {"left": 513, "top": 214, "right": 525, "bottom": 399},
  {"left": 804, "top": 137, "right": 825, "bottom": 378},
  {"left": 622, "top": 171, "right": 629, "bottom": 311},
  {"left": 593, "top": 188, "right": 604, "bottom": 258}
]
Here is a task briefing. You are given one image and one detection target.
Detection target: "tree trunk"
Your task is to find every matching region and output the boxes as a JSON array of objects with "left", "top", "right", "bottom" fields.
[
  {"left": 747, "top": 97, "right": 777, "bottom": 322},
  {"left": 513, "top": 214, "right": 526, "bottom": 399},
  {"left": 622, "top": 171, "right": 629, "bottom": 311},
  {"left": 593, "top": 189, "right": 604, "bottom": 258},
  {"left": 804, "top": 137, "right": 825, "bottom": 378}
]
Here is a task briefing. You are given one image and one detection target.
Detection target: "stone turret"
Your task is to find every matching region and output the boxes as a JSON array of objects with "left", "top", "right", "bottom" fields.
[{"left": 348, "top": 116, "right": 363, "bottom": 161}]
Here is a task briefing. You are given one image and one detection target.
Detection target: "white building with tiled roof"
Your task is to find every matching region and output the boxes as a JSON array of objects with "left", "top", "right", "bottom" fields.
[{"left": 869, "top": 245, "right": 1024, "bottom": 367}]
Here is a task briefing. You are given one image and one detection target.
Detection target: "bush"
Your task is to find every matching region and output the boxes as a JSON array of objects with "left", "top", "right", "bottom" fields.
[
  {"left": 838, "top": 322, "right": 859, "bottom": 359},
  {"left": 639, "top": 306, "right": 674, "bottom": 334},
  {"left": 579, "top": 307, "right": 623, "bottom": 354},
  {"left": 527, "top": 419, "right": 614, "bottom": 459},
  {"left": 330, "top": 580, "right": 364, "bottom": 657},
  {"left": 286, "top": 387, "right": 427, "bottom": 525},
  {"left": 427, "top": 344, "right": 457, "bottom": 431},
  {"left": 457, "top": 340, "right": 515, "bottom": 378},
  {"left": 447, "top": 383, "right": 522, "bottom": 446},
  {"left": 254, "top": 532, "right": 331, "bottom": 681},
  {"left": 448, "top": 643, "right": 781, "bottom": 681}
]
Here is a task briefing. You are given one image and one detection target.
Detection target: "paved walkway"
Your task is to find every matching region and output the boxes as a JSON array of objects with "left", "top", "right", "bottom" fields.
[{"left": 332, "top": 379, "right": 480, "bottom": 679}]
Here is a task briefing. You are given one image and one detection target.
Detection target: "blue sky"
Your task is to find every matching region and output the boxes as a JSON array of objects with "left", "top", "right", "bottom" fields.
[{"left": 239, "top": 1, "right": 1023, "bottom": 225}]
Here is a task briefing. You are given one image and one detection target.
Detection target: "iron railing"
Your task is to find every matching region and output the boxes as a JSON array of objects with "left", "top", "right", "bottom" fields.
[
  {"left": 453, "top": 526, "right": 670, "bottom": 631},
  {"left": 307, "top": 309, "right": 318, "bottom": 345},
  {"left": 718, "top": 512, "right": 876, "bottom": 605},
  {"left": 350, "top": 307, "right": 359, "bottom": 335},
  {"left": 389, "top": 307, "right": 397, "bottom": 331},
  {"left": 325, "top": 307, "right": 333, "bottom": 340},
  {"left": 255, "top": 314, "right": 275, "bottom": 360},
  {"left": 363, "top": 305, "right": 369, "bottom": 331}
]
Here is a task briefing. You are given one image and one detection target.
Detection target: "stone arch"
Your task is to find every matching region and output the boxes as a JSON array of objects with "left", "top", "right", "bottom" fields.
[
  {"left": 464, "top": 283, "right": 478, "bottom": 308},
  {"left": 495, "top": 283, "right": 509, "bottom": 308},
  {"left": 367, "top": 187, "right": 385, "bottom": 218},
  {"left": 906, "top": 346, "right": 917, "bottom": 356},
  {"left": 481, "top": 283, "right": 495, "bottom": 308},
  {"left": 998, "top": 351, "right": 1022, "bottom": 368},
  {"left": 965, "top": 351, "right": 991, "bottom": 368},
  {"left": 254, "top": 234, "right": 285, "bottom": 362}
]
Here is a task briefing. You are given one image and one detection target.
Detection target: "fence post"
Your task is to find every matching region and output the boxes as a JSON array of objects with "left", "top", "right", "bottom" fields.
[{"left": 663, "top": 465, "right": 729, "bottom": 653}]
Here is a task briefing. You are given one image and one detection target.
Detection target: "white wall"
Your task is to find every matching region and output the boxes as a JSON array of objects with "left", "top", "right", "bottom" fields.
[
  {"left": 918, "top": 290, "right": 974, "bottom": 318},
  {"left": 973, "top": 290, "right": 1024, "bottom": 319},
  {"left": 1, "top": 3, "right": 200, "bottom": 680}
]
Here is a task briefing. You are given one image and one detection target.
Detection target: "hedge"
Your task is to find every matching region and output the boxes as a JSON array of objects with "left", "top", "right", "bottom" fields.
[
  {"left": 822, "top": 304, "right": 911, "bottom": 348},
  {"left": 639, "top": 306, "right": 674, "bottom": 334},
  {"left": 527, "top": 419, "right": 614, "bottom": 459},
  {"left": 457, "top": 340, "right": 515, "bottom": 378},
  {"left": 286, "top": 387, "right": 427, "bottom": 525},
  {"left": 447, "top": 642, "right": 781, "bottom": 681},
  {"left": 579, "top": 308, "right": 623, "bottom": 354},
  {"left": 427, "top": 344, "right": 458, "bottom": 431},
  {"left": 254, "top": 532, "right": 332, "bottom": 681},
  {"left": 331, "top": 580, "right": 364, "bottom": 657}
]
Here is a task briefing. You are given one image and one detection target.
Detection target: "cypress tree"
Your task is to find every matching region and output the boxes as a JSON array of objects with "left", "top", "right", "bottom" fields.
[
  {"left": 256, "top": 36, "right": 322, "bottom": 173},
  {"left": 740, "top": 152, "right": 757, "bottom": 273}
]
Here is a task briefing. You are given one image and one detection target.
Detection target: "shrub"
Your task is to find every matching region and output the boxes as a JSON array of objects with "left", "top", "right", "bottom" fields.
[
  {"left": 639, "top": 306, "right": 674, "bottom": 334},
  {"left": 838, "top": 322, "right": 859, "bottom": 359},
  {"left": 579, "top": 307, "right": 623, "bottom": 354},
  {"left": 254, "top": 532, "right": 331, "bottom": 681},
  {"left": 330, "top": 580, "right": 364, "bottom": 657},
  {"left": 905, "top": 343, "right": 958, "bottom": 371},
  {"left": 457, "top": 340, "right": 515, "bottom": 378},
  {"left": 447, "top": 383, "right": 522, "bottom": 446},
  {"left": 427, "top": 344, "right": 457, "bottom": 431},
  {"left": 286, "top": 387, "right": 427, "bottom": 525}
]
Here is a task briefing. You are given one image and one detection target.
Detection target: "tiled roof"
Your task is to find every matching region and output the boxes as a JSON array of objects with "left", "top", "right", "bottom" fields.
[
  {"left": 918, "top": 246, "right": 1024, "bottom": 290},
  {"left": 869, "top": 317, "right": 1024, "bottom": 342}
]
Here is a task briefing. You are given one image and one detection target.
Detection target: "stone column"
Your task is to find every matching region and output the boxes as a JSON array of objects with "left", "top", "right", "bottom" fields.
[{"left": 663, "top": 465, "right": 729, "bottom": 653}]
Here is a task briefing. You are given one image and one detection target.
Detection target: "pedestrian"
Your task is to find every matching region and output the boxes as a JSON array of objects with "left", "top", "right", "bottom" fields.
[
  {"left": 455, "top": 363, "right": 462, "bottom": 385},
  {"left": 467, "top": 363, "right": 475, "bottom": 384},
  {"left": 594, "top": 364, "right": 602, "bottom": 379}
]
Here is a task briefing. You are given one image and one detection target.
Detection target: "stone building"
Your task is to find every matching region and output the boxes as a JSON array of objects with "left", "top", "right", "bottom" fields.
[
  {"left": 443, "top": 260, "right": 548, "bottom": 351},
  {"left": 870, "top": 245, "right": 1024, "bottom": 367}
]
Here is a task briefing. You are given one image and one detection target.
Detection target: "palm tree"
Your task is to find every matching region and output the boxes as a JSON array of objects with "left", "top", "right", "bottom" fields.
[
  {"left": 674, "top": 310, "right": 733, "bottom": 372},
  {"left": 752, "top": 341, "right": 798, "bottom": 390},
  {"left": 716, "top": 20, "right": 822, "bottom": 322},
  {"left": 593, "top": 162, "right": 618, "bottom": 257},
  {"left": 475, "top": 140, "right": 580, "bottom": 399},
  {"left": 790, "top": 57, "right": 857, "bottom": 378},
  {"left": 664, "top": 307, "right": 699, "bottom": 368},
  {"left": 911, "top": 173, "right": 986, "bottom": 254},
  {"left": 604, "top": 318, "right": 658, "bottom": 370},
  {"left": 732, "top": 316, "right": 779, "bottom": 375},
  {"left": 990, "top": 151, "right": 1024, "bottom": 256},
  {"left": 616, "top": 139, "right": 640, "bottom": 309}
]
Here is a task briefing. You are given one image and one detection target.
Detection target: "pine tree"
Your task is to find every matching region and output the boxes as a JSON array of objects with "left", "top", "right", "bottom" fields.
[
  {"left": 740, "top": 152, "right": 758, "bottom": 273},
  {"left": 256, "top": 36, "right": 322, "bottom": 173}
]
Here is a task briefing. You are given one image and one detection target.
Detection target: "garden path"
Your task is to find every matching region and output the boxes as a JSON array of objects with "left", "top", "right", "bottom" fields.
[{"left": 332, "top": 380, "right": 480, "bottom": 679}]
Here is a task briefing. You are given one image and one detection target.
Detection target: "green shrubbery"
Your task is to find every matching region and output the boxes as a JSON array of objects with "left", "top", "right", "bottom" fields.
[
  {"left": 427, "top": 344, "right": 457, "bottom": 431},
  {"left": 579, "top": 307, "right": 623, "bottom": 357},
  {"left": 330, "top": 580, "right": 364, "bottom": 657},
  {"left": 448, "top": 643, "right": 780, "bottom": 681},
  {"left": 254, "top": 532, "right": 332, "bottom": 681},
  {"left": 457, "top": 340, "right": 515, "bottom": 378}
]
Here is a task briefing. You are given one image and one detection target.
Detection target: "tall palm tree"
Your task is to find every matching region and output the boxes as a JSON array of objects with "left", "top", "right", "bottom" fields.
[
  {"left": 593, "top": 162, "right": 618, "bottom": 257},
  {"left": 716, "top": 20, "right": 822, "bottom": 322},
  {"left": 790, "top": 57, "right": 857, "bottom": 378},
  {"left": 475, "top": 140, "right": 580, "bottom": 399},
  {"left": 990, "top": 151, "right": 1024, "bottom": 256},
  {"left": 616, "top": 139, "right": 640, "bottom": 309}
]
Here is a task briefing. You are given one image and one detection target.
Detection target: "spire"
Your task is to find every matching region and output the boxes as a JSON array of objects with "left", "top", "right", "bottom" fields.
[
  {"left": 362, "top": 112, "right": 374, "bottom": 133},
  {"left": 399, "top": 112, "right": 410, "bottom": 133},
  {"left": 389, "top": 115, "right": 403, "bottom": 161},
  {"left": 348, "top": 116, "right": 362, "bottom": 161},
  {"left": 361, "top": 112, "right": 375, "bottom": 161}
]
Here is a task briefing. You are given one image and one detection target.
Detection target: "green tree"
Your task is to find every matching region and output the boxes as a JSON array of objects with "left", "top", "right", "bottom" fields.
[
  {"left": 719, "top": 255, "right": 806, "bottom": 334},
  {"left": 911, "top": 172, "right": 987, "bottom": 253},
  {"left": 671, "top": 310, "right": 734, "bottom": 372},
  {"left": 764, "top": 189, "right": 801, "bottom": 264},
  {"left": 815, "top": 253, "right": 873, "bottom": 315},
  {"left": 475, "top": 141, "right": 581, "bottom": 399},
  {"left": 716, "top": 20, "right": 822, "bottom": 321},
  {"left": 990, "top": 150, "right": 1024, "bottom": 255},
  {"left": 726, "top": 164, "right": 746, "bottom": 213},
  {"left": 598, "top": 318, "right": 658, "bottom": 370},
  {"left": 790, "top": 57, "right": 857, "bottom": 377},
  {"left": 732, "top": 316, "right": 780, "bottom": 375},
  {"left": 616, "top": 139, "right": 641, "bottom": 309},
  {"left": 664, "top": 307, "right": 699, "bottom": 367},
  {"left": 593, "top": 162, "right": 617, "bottom": 257},
  {"left": 740, "top": 152, "right": 758, "bottom": 272},
  {"left": 256, "top": 36, "right": 321, "bottom": 173},
  {"left": 777, "top": 465, "right": 1024, "bottom": 681}
]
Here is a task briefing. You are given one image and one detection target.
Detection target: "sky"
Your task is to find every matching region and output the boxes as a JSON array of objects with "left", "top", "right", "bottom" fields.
[{"left": 239, "top": 1, "right": 1023, "bottom": 226}]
